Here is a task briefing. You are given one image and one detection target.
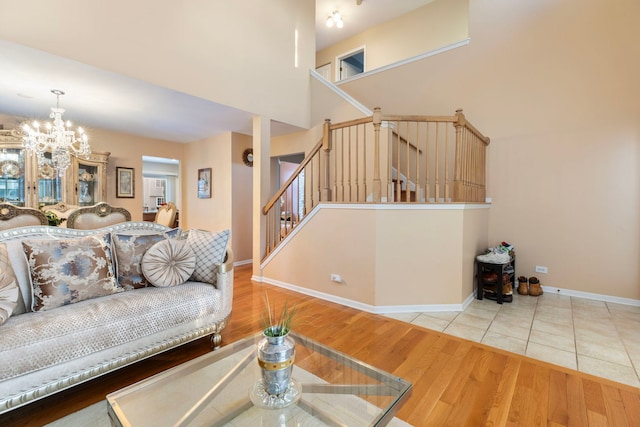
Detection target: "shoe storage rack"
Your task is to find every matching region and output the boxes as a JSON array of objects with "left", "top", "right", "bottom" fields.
[{"left": 476, "top": 256, "right": 515, "bottom": 304}]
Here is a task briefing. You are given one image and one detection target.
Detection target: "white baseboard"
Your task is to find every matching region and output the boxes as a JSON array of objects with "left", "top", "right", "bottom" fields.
[
  {"left": 233, "top": 259, "right": 252, "bottom": 267},
  {"left": 259, "top": 275, "right": 478, "bottom": 314},
  {"left": 255, "top": 276, "right": 640, "bottom": 313},
  {"left": 541, "top": 285, "right": 640, "bottom": 307}
]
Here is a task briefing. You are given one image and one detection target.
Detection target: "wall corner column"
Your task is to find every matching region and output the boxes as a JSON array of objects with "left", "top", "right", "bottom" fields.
[{"left": 252, "top": 115, "right": 270, "bottom": 277}]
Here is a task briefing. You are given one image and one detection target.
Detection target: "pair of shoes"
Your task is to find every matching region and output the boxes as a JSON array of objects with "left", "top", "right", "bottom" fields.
[
  {"left": 517, "top": 276, "right": 528, "bottom": 295},
  {"left": 482, "top": 272, "right": 510, "bottom": 283},
  {"left": 483, "top": 282, "right": 513, "bottom": 302},
  {"left": 476, "top": 250, "right": 511, "bottom": 264},
  {"left": 529, "top": 276, "right": 543, "bottom": 296},
  {"left": 483, "top": 271, "right": 498, "bottom": 283},
  {"left": 503, "top": 282, "right": 513, "bottom": 295}
]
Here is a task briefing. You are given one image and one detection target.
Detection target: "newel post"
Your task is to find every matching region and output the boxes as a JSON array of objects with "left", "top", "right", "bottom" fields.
[
  {"left": 372, "top": 107, "right": 382, "bottom": 203},
  {"left": 452, "top": 109, "right": 467, "bottom": 202},
  {"left": 322, "top": 118, "right": 332, "bottom": 201}
]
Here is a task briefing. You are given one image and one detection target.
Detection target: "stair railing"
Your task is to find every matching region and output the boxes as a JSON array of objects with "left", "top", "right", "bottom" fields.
[{"left": 262, "top": 108, "right": 490, "bottom": 257}]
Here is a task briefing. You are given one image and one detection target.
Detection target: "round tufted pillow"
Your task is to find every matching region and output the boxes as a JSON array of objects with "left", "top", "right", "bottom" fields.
[{"left": 141, "top": 239, "right": 196, "bottom": 287}]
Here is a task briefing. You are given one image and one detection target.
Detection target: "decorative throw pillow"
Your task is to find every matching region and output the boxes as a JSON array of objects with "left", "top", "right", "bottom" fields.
[
  {"left": 186, "top": 228, "right": 230, "bottom": 284},
  {"left": 141, "top": 239, "right": 196, "bottom": 287},
  {"left": 0, "top": 243, "right": 19, "bottom": 325},
  {"left": 112, "top": 229, "right": 181, "bottom": 290},
  {"left": 23, "top": 233, "right": 121, "bottom": 312}
]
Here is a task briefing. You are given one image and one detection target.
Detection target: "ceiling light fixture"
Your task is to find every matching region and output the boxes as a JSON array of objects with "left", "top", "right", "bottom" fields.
[
  {"left": 326, "top": 10, "right": 344, "bottom": 29},
  {"left": 22, "top": 89, "right": 90, "bottom": 174}
]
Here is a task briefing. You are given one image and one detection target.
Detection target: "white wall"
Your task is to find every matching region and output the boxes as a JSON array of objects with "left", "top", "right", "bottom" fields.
[{"left": 0, "top": 0, "right": 316, "bottom": 130}]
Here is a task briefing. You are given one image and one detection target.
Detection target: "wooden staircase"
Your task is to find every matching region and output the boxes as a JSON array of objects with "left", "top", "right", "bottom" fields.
[{"left": 262, "top": 108, "right": 490, "bottom": 258}]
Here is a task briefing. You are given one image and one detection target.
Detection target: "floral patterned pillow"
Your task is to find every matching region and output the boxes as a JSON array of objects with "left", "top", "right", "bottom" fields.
[
  {"left": 112, "top": 229, "right": 181, "bottom": 290},
  {"left": 23, "top": 233, "right": 121, "bottom": 312}
]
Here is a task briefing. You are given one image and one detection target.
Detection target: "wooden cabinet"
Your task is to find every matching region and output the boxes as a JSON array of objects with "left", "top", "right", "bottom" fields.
[
  {"left": 67, "top": 151, "right": 110, "bottom": 206},
  {"left": 0, "top": 129, "right": 109, "bottom": 208}
]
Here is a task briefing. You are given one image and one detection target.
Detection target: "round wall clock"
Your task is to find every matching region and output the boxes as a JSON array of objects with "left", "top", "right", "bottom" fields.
[{"left": 242, "top": 148, "right": 254, "bottom": 167}]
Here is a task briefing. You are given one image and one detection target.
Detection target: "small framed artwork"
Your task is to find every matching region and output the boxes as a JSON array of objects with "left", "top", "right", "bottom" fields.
[
  {"left": 197, "top": 167, "right": 211, "bottom": 199},
  {"left": 116, "top": 167, "right": 135, "bottom": 198}
]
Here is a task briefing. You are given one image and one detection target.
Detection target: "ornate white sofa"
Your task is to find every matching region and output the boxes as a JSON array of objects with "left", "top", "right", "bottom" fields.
[{"left": 0, "top": 222, "right": 233, "bottom": 414}]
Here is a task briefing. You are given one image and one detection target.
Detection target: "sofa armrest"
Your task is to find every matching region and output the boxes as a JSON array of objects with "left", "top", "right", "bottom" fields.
[
  {"left": 218, "top": 248, "right": 233, "bottom": 275},
  {"left": 215, "top": 248, "right": 234, "bottom": 317}
]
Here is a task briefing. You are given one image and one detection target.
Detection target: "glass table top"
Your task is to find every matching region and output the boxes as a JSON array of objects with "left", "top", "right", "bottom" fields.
[{"left": 107, "top": 332, "right": 412, "bottom": 427}]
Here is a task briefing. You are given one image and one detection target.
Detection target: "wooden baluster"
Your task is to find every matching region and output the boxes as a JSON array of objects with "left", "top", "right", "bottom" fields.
[
  {"left": 435, "top": 121, "right": 440, "bottom": 203},
  {"left": 444, "top": 123, "right": 450, "bottom": 202},
  {"left": 333, "top": 128, "right": 344, "bottom": 202},
  {"left": 475, "top": 135, "right": 481, "bottom": 201},
  {"left": 463, "top": 127, "right": 469, "bottom": 201},
  {"left": 354, "top": 125, "right": 359, "bottom": 202},
  {"left": 404, "top": 121, "right": 408, "bottom": 202},
  {"left": 415, "top": 121, "right": 421, "bottom": 202},
  {"left": 425, "top": 122, "right": 430, "bottom": 203},
  {"left": 372, "top": 107, "right": 382, "bottom": 203},
  {"left": 452, "top": 109, "right": 466, "bottom": 202},
  {"left": 480, "top": 141, "right": 487, "bottom": 203},
  {"left": 347, "top": 126, "right": 352, "bottom": 202},
  {"left": 387, "top": 121, "right": 393, "bottom": 202},
  {"left": 395, "top": 123, "right": 400, "bottom": 202},
  {"left": 466, "top": 128, "right": 472, "bottom": 201},
  {"left": 362, "top": 123, "right": 367, "bottom": 202},
  {"left": 322, "top": 119, "right": 331, "bottom": 202}
]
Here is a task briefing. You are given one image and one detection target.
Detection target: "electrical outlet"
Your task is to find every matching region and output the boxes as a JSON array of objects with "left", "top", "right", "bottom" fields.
[
  {"left": 535, "top": 266, "right": 548, "bottom": 274},
  {"left": 330, "top": 274, "right": 343, "bottom": 283}
]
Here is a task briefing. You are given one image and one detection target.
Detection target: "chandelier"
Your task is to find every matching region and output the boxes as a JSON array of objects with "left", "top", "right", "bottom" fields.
[{"left": 22, "top": 89, "right": 90, "bottom": 174}]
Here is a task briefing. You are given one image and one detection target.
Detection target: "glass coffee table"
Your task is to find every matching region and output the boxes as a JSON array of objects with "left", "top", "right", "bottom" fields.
[{"left": 107, "top": 332, "right": 412, "bottom": 426}]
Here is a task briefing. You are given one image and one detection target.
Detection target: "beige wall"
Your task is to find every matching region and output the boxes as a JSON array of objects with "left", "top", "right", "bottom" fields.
[
  {"left": 232, "top": 133, "right": 253, "bottom": 263},
  {"left": 316, "top": 0, "right": 469, "bottom": 82},
  {"left": 270, "top": 72, "right": 369, "bottom": 160},
  {"left": 0, "top": 0, "right": 316, "bottom": 130},
  {"left": 263, "top": 207, "right": 377, "bottom": 305},
  {"left": 182, "top": 133, "right": 232, "bottom": 233},
  {"left": 92, "top": 129, "right": 184, "bottom": 220},
  {"left": 339, "top": 0, "right": 640, "bottom": 300},
  {"left": 263, "top": 205, "right": 488, "bottom": 308}
]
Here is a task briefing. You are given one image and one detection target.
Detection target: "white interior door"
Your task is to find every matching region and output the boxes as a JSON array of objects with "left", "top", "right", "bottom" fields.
[{"left": 315, "top": 63, "right": 331, "bottom": 81}]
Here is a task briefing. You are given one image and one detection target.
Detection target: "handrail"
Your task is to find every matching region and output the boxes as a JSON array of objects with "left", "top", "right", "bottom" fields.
[
  {"left": 381, "top": 114, "right": 456, "bottom": 123},
  {"left": 454, "top": 109, "right": 490, "bottom": 145},
  {"left": 262, "top": 138, "right": 323, "bottom": 215},
  {"left": 328, "top": 117, "right": 373, "bottom": 130}
]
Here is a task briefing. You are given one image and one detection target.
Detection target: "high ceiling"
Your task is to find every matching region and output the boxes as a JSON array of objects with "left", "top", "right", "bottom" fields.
[
  {"left": 315, "top": 0, "right": 433, "bottom": 51},
  {"left": 0, "top": 1, "right": 432, "bottom": 143}
]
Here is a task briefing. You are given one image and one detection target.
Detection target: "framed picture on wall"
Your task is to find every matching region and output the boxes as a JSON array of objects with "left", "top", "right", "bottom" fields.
[
  {"left": 116, "top": 167, "right": 135, "bottom": 198},
  {"left": 197, "top": 168, "right": 211, "bottom": 199}
]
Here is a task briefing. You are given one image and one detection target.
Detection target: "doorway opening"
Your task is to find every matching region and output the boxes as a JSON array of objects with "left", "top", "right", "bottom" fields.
[
  {"left": 142, "top": 156, "right": 180, "bottom": 214},
  {"left": 276, "top": 153, "right": 305, "bottom": 224},
  {"left": 336, "top": 47, "right": 365, "bottom": 81}
]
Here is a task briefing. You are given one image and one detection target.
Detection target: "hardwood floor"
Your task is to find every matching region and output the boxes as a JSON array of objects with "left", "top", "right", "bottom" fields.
[{"left": 2, "top": 265, "right": 640, "bottom": 426}]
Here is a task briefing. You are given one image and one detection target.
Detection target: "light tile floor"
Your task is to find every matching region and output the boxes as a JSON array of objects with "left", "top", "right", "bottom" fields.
[{"left": 384, "top": 292, "right": 640, "bottom": 388}]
